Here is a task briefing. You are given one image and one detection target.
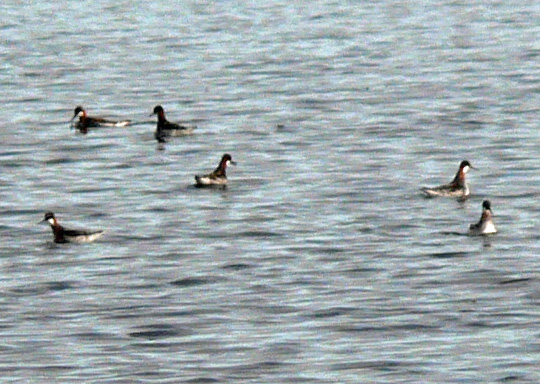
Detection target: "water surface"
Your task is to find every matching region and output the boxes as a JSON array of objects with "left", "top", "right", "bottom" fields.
[{"left": 1, "top": 1, "right": 539, "bottom": 383}]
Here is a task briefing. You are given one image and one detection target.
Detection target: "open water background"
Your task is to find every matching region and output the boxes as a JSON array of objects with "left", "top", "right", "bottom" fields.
[{"left": 0, "top": 1, "right": 539, "bottom": 383}]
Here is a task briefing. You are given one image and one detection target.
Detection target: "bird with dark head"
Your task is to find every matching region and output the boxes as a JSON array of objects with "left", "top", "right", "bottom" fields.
[
  {"left": 70, "top": 105, "right": 130, "bottom": 131},
  {"left": 468, "top": 200, "right": 497, "bottom": 235},
  {"left": 39, "top": 212, "right": 104, "bottom": 243},
  {"left": 194, "top": 153, "right": 237, "bottom": 187},
  {"left": 150, "top": 105, "right": 196, "bottom": 142},
  {"left": 420, "top": 160, "right": 475, "bottom": 198}
]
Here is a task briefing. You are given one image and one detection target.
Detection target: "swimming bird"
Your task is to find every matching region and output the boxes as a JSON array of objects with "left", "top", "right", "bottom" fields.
[
  {"left": 150, "top": 105, "right": 196, "bottom": 142},
  {"left": 39, "top": 212, "right": 104, "bottom": 243},
  {"left": 195, "top": 153, "right": 236, "bottom": 187},
  {"left": 70, "top": 106, "right": 130, "bottom": 131},
  {"left": 468, "top": 200, "right": 497, "bottom": 235},
  {"left": 420, "top": 160, "right": 474, "bottom": 198}
]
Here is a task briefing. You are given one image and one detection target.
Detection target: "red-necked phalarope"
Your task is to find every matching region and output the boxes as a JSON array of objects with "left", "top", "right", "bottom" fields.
[
  {"left": 468, "top": 200, "right": 497, "bottom": 235},
  {"left": 421, "top": 160, "right": 474, "bottom": 198},
  {"left": 39, "top": 212, "right": 104, "bottom": 243},
  {"left": 150, "top": 105, "right": 196, "bottom": 142},
  {"left": 70, "top": 106, "right": 131, "bottom": 131},
  {"left": 195, "top": 153, "right": 236, "bottom": 187}
]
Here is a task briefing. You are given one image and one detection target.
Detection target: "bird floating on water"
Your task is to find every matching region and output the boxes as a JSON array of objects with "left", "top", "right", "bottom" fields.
[
  {"left": 421, "top": 160, "right": 474, "bottom": 198},
  {"left": 150, "top": 105, "right": 196, "bottom": 143},
  {"left": 70, "top": 106, "right": 130, "bottom": 132},
  {"left": 194, "top": 154, "right": 236, "bottom": 187},
  {"left": 468, "top": 200, "right": 497, "bottom": 236},
  {"left": 39, "top": 212, "right": 104, "bottom": 243}
]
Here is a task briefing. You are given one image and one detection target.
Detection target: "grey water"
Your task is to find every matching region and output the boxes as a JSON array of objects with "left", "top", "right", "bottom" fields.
[{"left": 1, "top": 0, "right": 539, "bottom": 383}]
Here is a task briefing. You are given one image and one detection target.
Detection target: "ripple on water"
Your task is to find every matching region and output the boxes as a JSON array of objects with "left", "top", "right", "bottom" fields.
[
  {"left": 170, "top": 276, "right": 227, "bottom": 287},
  {"left": 128, "top": 324, "right": 191, "bottom": 340},
  {"left": 220, "top": 263, "right": 255, "bottom": 271},
  {"left": 9, "top": 281, "right": 75, "bottom": 296}
]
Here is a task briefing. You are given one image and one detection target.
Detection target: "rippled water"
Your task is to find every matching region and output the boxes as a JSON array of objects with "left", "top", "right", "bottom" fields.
[{"left": 1, "top": 0, "right": 539, "bottom": 383}]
